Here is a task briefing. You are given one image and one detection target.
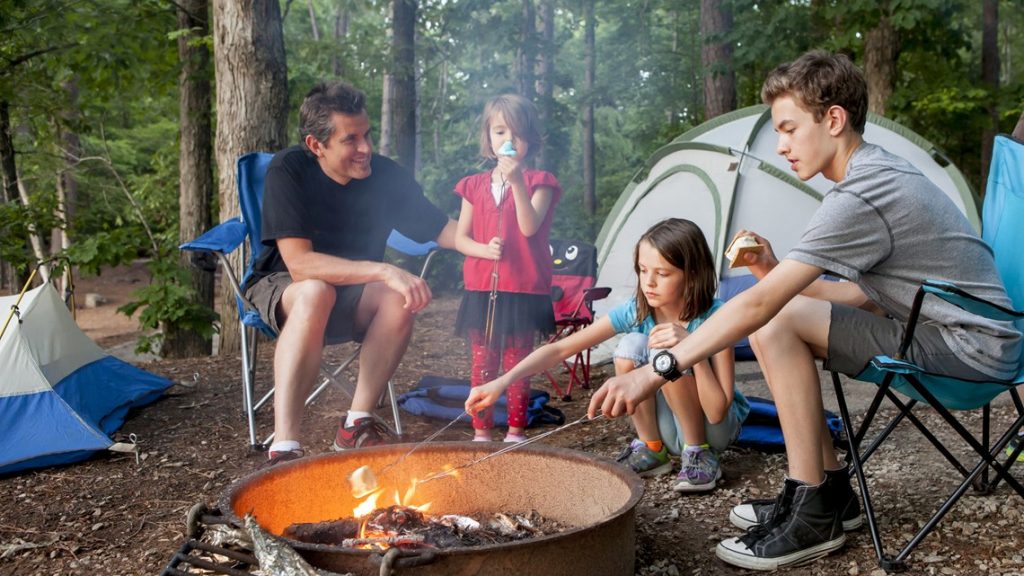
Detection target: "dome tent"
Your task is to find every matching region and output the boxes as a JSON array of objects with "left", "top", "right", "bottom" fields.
[
  {"left": 591, "top": 105, "right": 978, "bottom": 363},
  {"left": 0, "top": 283, "right": 172, "bottom": 474}
]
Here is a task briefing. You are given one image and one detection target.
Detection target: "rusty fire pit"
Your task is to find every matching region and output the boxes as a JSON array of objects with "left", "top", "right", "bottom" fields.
[{"left": 222, "top": 442, "right": 644, "bottom": 575}]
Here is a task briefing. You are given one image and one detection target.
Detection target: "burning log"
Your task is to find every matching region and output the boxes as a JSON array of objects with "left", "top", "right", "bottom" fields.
[
  {"left": 284, "top": 506, "right": 567, "bottom": 551},
  {"left": 283, "top": 518, "right": 360, "bottom": 544},
  {"left": 341, "top": 534, "right": 427, "bottom": 548}
]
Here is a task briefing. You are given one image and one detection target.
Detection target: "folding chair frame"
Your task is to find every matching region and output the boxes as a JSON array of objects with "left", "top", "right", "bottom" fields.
[
  {"left": 830, "top": 282, "right": 1024, "bottom": 572},
  {"left": 543, "top": 286, "right": 611, "bottom": 400}
]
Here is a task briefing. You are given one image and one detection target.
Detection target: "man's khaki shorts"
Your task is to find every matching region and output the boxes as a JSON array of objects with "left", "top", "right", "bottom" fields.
[{"left": 244, "top": 272, "right": 366, "bottom": 345}]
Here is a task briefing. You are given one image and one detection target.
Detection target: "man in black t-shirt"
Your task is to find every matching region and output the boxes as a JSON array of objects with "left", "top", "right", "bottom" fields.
[{"left": 243, "top": 82, "right": 456, "bottom": 465}]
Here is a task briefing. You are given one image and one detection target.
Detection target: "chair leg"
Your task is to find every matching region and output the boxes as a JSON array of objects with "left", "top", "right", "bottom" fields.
[
  {"left": 831, "top": 372, "right": 903, "bottom": 571},
  {"left": 240, "top": 323, "right": 260, "bottom": 450},
  {"left": 387, "top": 380, "right": 403, "bottom": 437}
]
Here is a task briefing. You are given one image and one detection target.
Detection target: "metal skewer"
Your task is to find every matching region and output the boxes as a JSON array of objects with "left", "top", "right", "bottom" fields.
[
  {"left": 483, "top": 141, "right": 517, "bottom": 349},
  {"left": 416, "top": 413, "right": 605, "bottom": 485},
  {"left": 483, "top": 177, "right": 506, "bottom": 349},
  {"left": 378, "top": 409, "right": 468, "bottom": 477}
]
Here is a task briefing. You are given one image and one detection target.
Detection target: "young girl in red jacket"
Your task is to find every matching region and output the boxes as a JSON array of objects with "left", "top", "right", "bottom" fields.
[{"left": 453, "top": 94, "right": 561, "bottom": 443}]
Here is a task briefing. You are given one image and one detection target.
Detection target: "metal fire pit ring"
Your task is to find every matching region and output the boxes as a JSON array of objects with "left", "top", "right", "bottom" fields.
[{"left": 222, "top": 442, "right": 644, "bottom": 575}]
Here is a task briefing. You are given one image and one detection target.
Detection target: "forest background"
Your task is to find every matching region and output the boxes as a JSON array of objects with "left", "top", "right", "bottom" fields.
[{"left": 2, "top": 0, "right": 1023, "bottom": 360}]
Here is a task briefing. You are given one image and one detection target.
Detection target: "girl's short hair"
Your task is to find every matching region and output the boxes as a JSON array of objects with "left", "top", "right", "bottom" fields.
[
  {"left": 633, "top": 218, "right": 717, "bottom": 324},
  {"left": 478, "top": 94, "right": 543, "bottom": 161},
  {"left": 760, "top": 50, "right": 868, "bottom": 135}
]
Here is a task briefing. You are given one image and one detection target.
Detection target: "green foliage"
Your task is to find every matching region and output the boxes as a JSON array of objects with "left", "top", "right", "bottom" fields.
[{"left": 116, "top": 252, "right": 218, "bottom": 354}]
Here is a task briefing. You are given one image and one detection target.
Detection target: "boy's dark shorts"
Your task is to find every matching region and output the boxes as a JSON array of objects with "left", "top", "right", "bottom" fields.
[
  {"left": 244, "top": 272, "right": 366, "bottom": 345},
  {"left": 825, "top": 303, "right": 992, "bottom": 381}
]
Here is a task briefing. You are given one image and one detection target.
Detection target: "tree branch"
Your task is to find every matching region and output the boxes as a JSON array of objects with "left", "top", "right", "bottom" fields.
[{"left": 1, "top": 43, "right": 78, "bottom": 76}]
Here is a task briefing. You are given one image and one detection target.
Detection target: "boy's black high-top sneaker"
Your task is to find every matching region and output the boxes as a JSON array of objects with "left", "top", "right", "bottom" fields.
[
  {"left": 729, "top": 465, "right": 862, "bottom": 531},
  {"left": 716, "top": 477, "right": 846, "bottom": 571}
]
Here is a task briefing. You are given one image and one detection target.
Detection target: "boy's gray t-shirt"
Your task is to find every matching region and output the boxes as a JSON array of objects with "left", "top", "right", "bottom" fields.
[{"left": 787, "top": 142, "right": 1021, "bottom": 379}]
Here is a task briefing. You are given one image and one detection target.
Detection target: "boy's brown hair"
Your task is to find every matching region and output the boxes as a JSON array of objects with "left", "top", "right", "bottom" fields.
[
  {"left": 478, "top": 94, "right": 544, "bottom": 161},
  {"left": 760, "top": 50, "right": 868, "bottom": 135}
]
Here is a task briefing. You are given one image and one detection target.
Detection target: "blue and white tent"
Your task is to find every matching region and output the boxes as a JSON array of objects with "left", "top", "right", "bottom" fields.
[{"left": 0, "top": 283, "right": 172, "bottom": 475}]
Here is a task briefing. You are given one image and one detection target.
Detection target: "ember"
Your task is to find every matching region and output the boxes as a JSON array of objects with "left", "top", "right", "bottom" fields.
[{"left": 284, "top": 505, "right": 566, "bottom": 550}]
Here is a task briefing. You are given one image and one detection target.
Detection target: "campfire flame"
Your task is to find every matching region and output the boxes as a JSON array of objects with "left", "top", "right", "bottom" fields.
[{"left": 350, "top": 475, "right": 436, "bottom": 549}]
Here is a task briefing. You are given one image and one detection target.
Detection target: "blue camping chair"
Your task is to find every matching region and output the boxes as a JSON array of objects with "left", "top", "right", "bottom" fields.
[
  {"left": 830, "top": 134, "right": 1024, "bottom": 572},
  {"left": 181, "top": 152, "right": 442, "bottom": 450}
]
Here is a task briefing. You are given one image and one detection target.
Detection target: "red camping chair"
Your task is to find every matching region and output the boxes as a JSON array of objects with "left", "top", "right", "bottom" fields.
[{"left": 544, "top": 240, "right": 611, "bottom": 401}]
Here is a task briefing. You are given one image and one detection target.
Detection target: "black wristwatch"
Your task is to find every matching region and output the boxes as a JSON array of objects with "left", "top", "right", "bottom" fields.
[{"left": 652, "top": 350, "right": 683, "bottom": 381}]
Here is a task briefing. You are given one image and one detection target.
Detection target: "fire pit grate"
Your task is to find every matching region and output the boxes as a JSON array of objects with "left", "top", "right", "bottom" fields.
[{"left": 161, "top": 503, "right": 260, "bottom": 576}]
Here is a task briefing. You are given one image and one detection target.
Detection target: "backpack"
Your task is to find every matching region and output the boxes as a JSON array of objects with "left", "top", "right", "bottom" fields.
[
  {"left": 398, "top": 375, "right": 566, "bottom": 428},
  {"left": 736, "top": 396, "right": 845, "bottom": 453}
]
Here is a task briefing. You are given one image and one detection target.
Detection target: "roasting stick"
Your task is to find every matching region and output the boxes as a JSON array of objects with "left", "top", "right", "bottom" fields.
[
  {"left": 483, "top": 140, "right": 517, "bottom": 348},
  {"left": 348, "top": 410, "right": 469, "bottom": 497},
  {"left": 416, "top": 413, "right": 606, "bottom": 485},
  {"left": 483, "top": 178, "right": 505, "bottom": 348},
  {"left": 379, "top": 410, "right": 468, "bottom": 475}
]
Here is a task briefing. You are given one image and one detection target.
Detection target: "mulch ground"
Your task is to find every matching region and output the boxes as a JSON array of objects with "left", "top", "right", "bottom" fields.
[{"left": 2, "top": 293, "right": 1023, "bottom": 575}]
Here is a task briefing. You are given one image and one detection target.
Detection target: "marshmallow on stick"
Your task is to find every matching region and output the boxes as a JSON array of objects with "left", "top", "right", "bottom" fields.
[
  {"left": 348, "top": 465, "right": 379, "bottom": 498},
  {"left": 725, "top": 235, "right": 764, "bottom": 269}
]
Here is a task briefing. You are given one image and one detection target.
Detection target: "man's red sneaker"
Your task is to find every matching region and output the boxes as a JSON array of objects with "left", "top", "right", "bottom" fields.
[{"left": 332, "top": 416, "right": 395, "bottom": 451}]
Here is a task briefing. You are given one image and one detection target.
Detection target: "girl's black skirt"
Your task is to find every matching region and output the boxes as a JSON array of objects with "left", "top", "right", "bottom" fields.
[{"left": 454, "top": 290, "right": 555, "bottom": 340}]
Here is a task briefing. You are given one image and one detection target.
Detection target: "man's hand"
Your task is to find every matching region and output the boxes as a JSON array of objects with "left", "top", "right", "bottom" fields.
[
  {"left": 465, "top": 380, "right": 504, "bottom": 415},
  {"left": 381, "top": 264, "right": 432, "bottom": 312},
  {"left": 587, "top": 367, "right": 663, "bottom": 419},
  {"left": 485, "top": 236, "right": 503, "bottom": 261},
  {"left": 647, "top": 321, "right": 688, "bottom": 349}
]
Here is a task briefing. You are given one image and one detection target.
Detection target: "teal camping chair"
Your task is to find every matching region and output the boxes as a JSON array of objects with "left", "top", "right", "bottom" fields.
[
  {"left": 830, "top": 134, "right": 1024, "bottom": 572},
  {"left": 181, "top": 152, "right": 442, "bottom": 450}
]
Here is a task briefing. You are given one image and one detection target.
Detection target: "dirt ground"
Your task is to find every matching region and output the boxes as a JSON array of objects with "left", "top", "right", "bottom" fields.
[{"left": 2, "top": 263, "right": 1023, "bottom": 576}]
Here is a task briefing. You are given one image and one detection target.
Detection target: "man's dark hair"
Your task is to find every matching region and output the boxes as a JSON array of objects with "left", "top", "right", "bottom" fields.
[
  {"left": 299, "top": 82, "right": 367, "bottom": 151},
  {"left": 761, "top": 51, "right": 868, "bottom": 135}
]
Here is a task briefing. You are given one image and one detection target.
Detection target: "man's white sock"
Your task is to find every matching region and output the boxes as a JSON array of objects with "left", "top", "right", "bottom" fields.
[
  {"left": 345, "top": 411, "right": 373, "bottom": 428},
  {"left": 268, "top": 440, "right": 301, "bottom": 455}
]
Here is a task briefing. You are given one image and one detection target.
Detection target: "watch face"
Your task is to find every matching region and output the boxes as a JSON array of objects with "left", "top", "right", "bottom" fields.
[{"left": 654, "top": 353, "right": 671, "bottom": 372}]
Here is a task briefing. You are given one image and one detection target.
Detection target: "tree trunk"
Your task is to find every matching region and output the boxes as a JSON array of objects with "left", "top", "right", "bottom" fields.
[
  {"left": 700, "top": 0, "right": 735, "bottom": 120},
  {"left": 0, "top": 101, "right": 16, "bottom": 206},
  {"left": 306, "top": 0, "right": 321, "bottom": 41},
  {"left": 165, "top": 0, "right": 215, "bottom": 358},
  {"left": 581, "top": 0, "right": 596, "bottom": 218},
  {"left": 390, "top": 0, "right": 417, "bottom": 171},
  {"left": 517, "top": 0, "right": 536, "bottom": 102},
  {"left": 864, "top": 15, "right": 898, "bottom": 116},
  {"left": 332, "top": 1, "right": 350, "bottom": 78},
  {"left": 212, "top": 0, "right": 289, "bottom": 355},
  {"left": 0, "top": 101, "right": 16, "bottom": 292},
  {"left": 980, "top": 0, "right": 999, "bottom": 193},
  {"left": 535, "top": 0, "right": 555, "bottom": 172},
  {"left": 380, "top": 74, "right": 393, "bottom": 157},
  {"left": 52, "top": 80, "right": 80, "bottom": 277}
]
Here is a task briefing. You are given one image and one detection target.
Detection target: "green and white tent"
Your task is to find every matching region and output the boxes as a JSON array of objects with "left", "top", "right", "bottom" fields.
[{"left": 591, "top": 104, "right": 978, "bottom": 362}]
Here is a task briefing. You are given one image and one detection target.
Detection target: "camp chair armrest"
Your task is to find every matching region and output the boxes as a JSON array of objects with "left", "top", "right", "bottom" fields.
[
  {"left": 898, "top": 280, "right": 1023, "bottom": 358},
  {"left": 583, "top": 286, "right": 612, "bottom": 303},
  {"left": 869, "top": 354, "right": 924, "bottom": 375},
  {"left": 180, "top": 217, "right": 247, "bottom": 256},
  {"left": 922, "top": 280, "right": 1024, "bottom": 322}
]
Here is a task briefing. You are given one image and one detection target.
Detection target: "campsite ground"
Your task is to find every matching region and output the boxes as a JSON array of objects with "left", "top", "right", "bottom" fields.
[{"left": 2, "top": 262, "right": 1023, "bottom": 576}]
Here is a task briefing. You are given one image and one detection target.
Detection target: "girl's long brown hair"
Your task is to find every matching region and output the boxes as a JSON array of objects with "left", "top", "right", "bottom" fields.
[{"left": 633, "top": 218, "right": 717, "bottom": 325}]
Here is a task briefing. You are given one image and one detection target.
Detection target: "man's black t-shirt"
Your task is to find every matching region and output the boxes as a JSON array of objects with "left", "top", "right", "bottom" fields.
[{"left": 245, "top": 146, "right": 448, "bottom": 289}]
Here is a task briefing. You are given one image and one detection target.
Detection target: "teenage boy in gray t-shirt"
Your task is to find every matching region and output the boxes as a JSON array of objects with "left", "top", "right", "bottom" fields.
[{"left": 587, "top": 51, "right": 1021, "bottom": 571}]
